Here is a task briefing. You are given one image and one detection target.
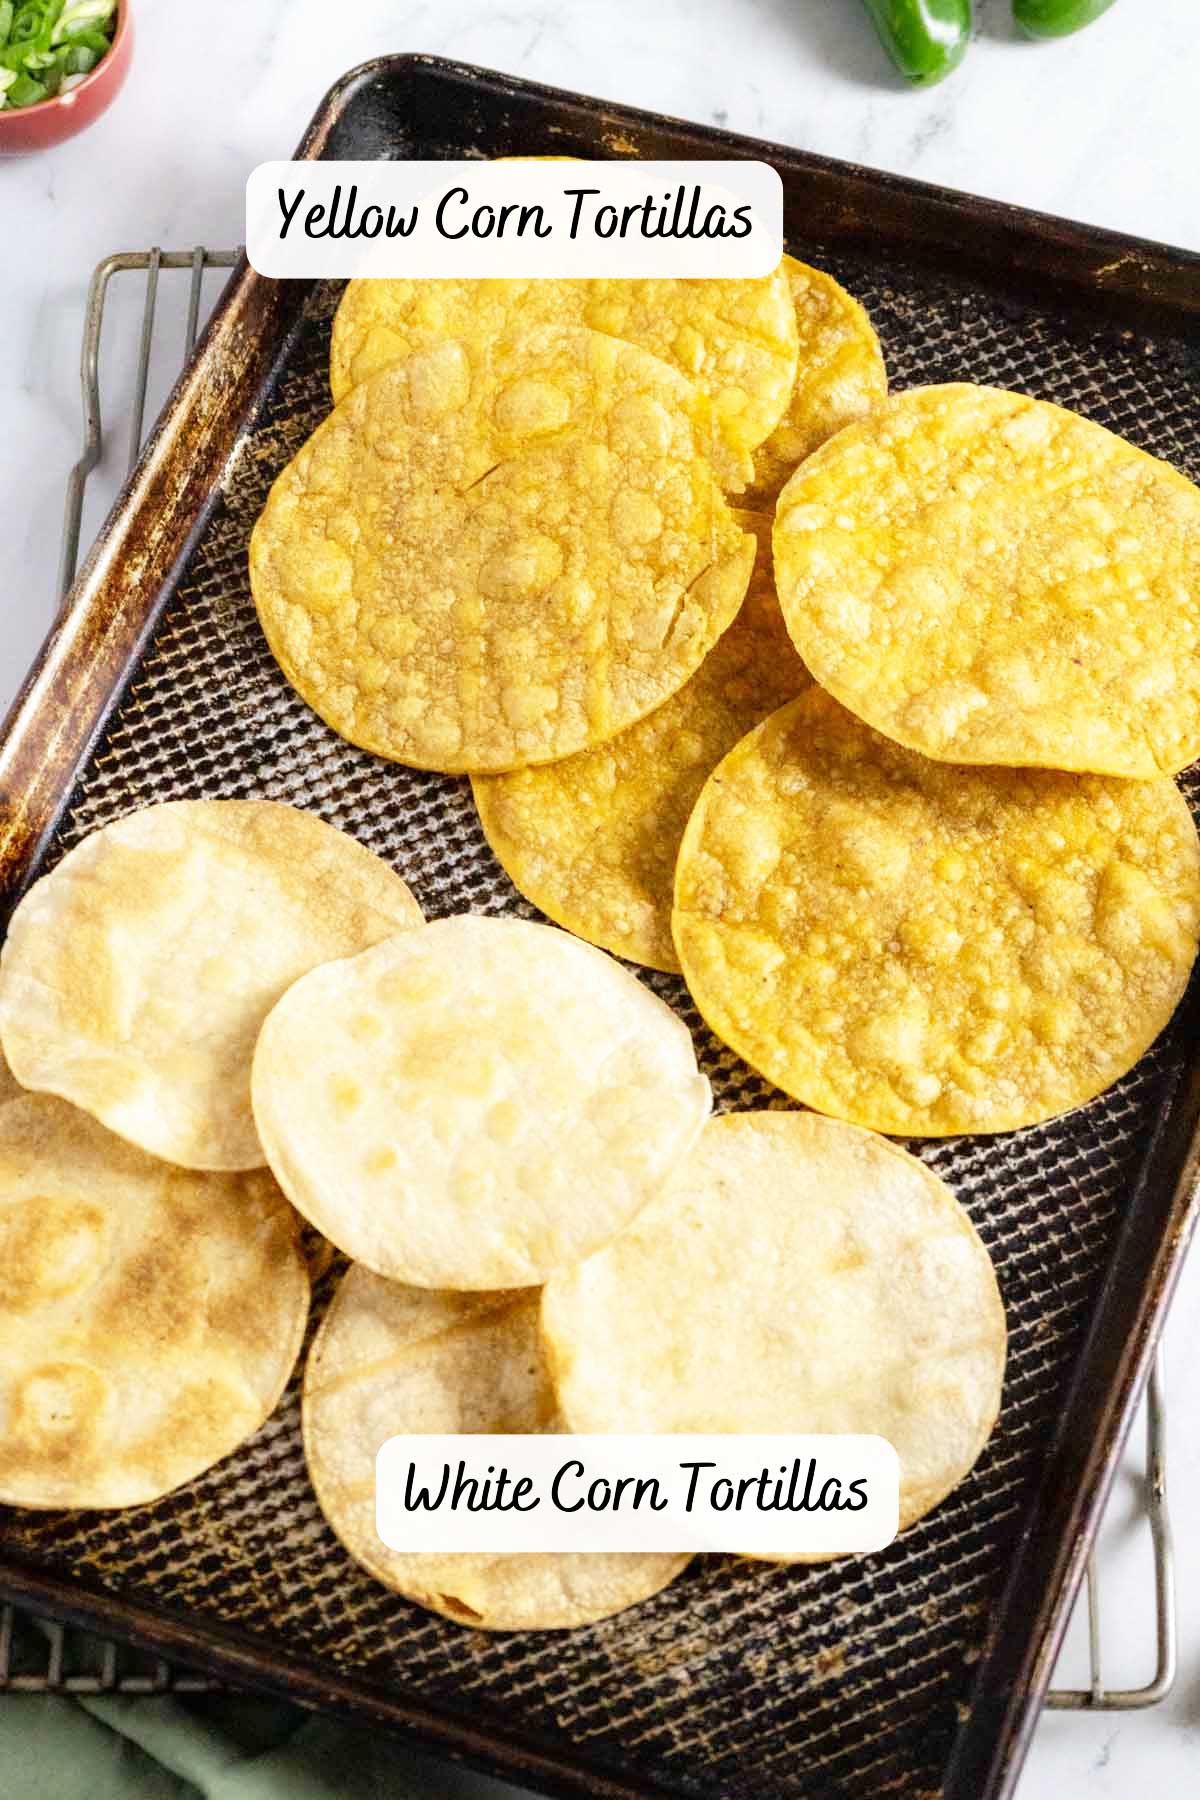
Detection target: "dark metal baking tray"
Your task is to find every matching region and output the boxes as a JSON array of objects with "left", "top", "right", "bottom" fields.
[{"left": 2, "top": 53, "right": 1199, "bottom": 1800}]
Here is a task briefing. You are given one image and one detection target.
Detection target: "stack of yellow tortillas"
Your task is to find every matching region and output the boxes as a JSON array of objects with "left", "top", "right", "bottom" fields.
[
  {"left": 454, "top": 261, "right": 883, "bottom": 966},
  {"left": 250, "top": 250, "right": 886, "bottom": 780},
  {"left": 348, "top": 296, "right": 1198, "bottom": 1143},
  {"left": 250, "top": 232, "right": 894, "bottom": 1000},
  {"left": 472, "top": 515, "right": 809, "bottom": 971},
  {"left": 667, "top": 386, "right": 1200, "bottom": 1136}
]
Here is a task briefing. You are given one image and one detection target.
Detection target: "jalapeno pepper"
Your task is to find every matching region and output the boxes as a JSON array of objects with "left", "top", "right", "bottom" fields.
[
  {"left": 1012, "top": 0, "right": 1117, "bottom": 38},
  {"left": 860, "top": 1, "right": 973, "bottom": 86}
]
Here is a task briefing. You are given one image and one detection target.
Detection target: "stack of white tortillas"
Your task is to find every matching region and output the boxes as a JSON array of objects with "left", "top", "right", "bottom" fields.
[
  {"left": 0, "top": 798, "right": 424, "bottom": 1508},
  {"left": 0, "top": 794, "right": 1006, "bottom": 1630},
  {"left": 257, "top": 912, "right": 714, "bottom": 1629},
  {"left": 251, "top": 914, "right": 1003, "bottom": 1613}
]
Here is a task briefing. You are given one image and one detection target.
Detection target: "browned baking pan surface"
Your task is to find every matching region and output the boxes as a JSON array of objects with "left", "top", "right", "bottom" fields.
[{"left": 2, "top": 54, "right": 1199, "bottom": 1800}]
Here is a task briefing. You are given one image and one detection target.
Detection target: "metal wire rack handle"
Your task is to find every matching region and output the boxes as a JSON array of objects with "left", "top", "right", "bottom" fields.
[{"left": 0, "top": 247, "right": 1177, "bottom": 1709}]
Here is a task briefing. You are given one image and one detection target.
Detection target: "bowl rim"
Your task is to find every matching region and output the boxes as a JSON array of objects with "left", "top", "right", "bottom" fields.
[{"left": 0, "top": 0, "right": 129, "bottom": 122}]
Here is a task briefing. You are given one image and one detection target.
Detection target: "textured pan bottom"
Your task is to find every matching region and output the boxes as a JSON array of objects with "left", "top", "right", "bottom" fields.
[{"left": 2, "top": 253, "right": 1198, "bottom": 1799}]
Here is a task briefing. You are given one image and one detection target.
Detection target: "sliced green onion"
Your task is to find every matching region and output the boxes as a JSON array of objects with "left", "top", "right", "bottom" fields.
[
  {"left": 7, "top": 70, "right": 47, "bottom": 103},
  {"left": 51, "top": 0, "right": 112, "bottom": 43},
  {"left": 10, "top": 2, "right": 48, "bottom": 42},
  {"left": 0, "top": 0, "right": 111, "bottom": 106}
]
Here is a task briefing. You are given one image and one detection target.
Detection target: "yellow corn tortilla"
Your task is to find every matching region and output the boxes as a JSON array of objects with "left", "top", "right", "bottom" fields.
[
  {"left": 252, "top": 324, "right": 755, "bottom": 773},
  {"left": 773, "top": 383, "right": 1200, "bottom": 776},
  {"left": 672, "top": 688, "right": 1200, "bottom": 1135},
  {"left": 744, "top": 255, "right": 887, "bottom": 507},
  {"left": 329, "top": 271, "right": 801, "bottom": 490},
  {"left": 472, "top": 515, "right": 808, "bottom": 970}
]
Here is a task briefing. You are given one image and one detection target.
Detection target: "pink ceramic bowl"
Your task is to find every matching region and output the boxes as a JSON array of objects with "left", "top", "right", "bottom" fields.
[{"left": 0, "top": 1, "right": 133, "bottom": 156}]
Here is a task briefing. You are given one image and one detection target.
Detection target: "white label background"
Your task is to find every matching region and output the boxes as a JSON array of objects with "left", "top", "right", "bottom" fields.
[
  {"left": 246, "top": 160, "right": 783, "bottom": 279},
  {"left": 376, "top": 1435, "right": 899, "bottom": 1556}
]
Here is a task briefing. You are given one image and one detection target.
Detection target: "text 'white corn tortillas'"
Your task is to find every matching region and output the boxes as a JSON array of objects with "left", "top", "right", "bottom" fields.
[{"left": 304, "top": 1266, "right": 692, "bottom": 1630}]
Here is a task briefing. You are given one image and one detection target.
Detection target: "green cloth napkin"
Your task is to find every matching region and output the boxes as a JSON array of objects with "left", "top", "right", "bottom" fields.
[{"left": 0, "top": 1616, "right": 531, "bottom": 1800}]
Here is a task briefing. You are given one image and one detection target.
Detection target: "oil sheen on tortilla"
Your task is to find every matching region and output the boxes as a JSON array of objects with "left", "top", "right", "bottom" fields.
[{"left": 672, "top": 688, "right": 1200, "bottom": 1135}]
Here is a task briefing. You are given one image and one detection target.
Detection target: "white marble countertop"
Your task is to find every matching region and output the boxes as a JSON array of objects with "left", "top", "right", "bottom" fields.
[{"left": 3, "top": 1, "right": 1200, "bottom": 1795}]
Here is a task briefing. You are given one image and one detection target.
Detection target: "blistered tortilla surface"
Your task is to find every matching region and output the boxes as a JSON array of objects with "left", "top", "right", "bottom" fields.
[
  {"left": 672, "top": 689, "right": 1200, "bottom": 1135},
  {"left": 329, "top": 271, "right": 800, "bottom": 486},
  {"left": 252, "top": 916, "right": 711, "bottom": 1287},
  {"left": 0, "top": 1094, "right": 309, "bottom": 1509},
  {"left": 472, "top": 515, "right": 808, "bottom": 970},
  {"left": 773, "top": 383, "right": 1200, "bottom": 776},
  {"left": 744, "top": 256, "right": 887, "bottom": 507},
  {"left": 253, "top": 325, "right": 754, "bottom": 772}
]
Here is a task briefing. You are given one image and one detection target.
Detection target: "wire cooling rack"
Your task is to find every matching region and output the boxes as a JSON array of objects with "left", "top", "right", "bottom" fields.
[{"left": 0, "top": 248, "right": 1179, "bottom": 1717}]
